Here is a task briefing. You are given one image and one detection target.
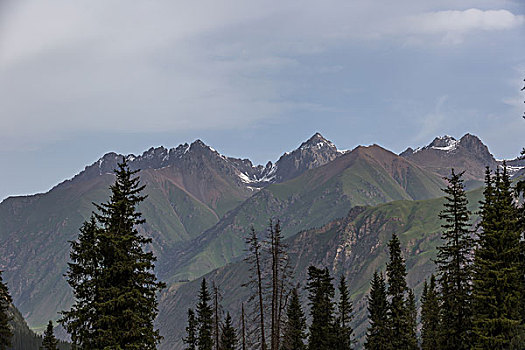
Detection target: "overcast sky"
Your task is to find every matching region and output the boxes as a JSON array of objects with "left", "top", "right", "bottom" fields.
[{"left": 0, "top": 0, "right": 524, "bottom": 200}]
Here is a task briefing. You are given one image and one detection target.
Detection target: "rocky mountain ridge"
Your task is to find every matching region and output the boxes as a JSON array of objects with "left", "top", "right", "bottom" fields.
[
  {"left": 65, "top": 132, "right": 344, "bottom": 193},
  {"left": 0, "top": 131, "right": 519, "bottom": 339},
  {"left": 400, "top": 133, "right": 499, "bottom": 185}
]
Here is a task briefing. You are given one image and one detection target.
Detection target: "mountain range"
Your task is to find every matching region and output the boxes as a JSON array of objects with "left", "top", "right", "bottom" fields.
[{"left": 0, "top": 132, "right": 520, "bottom": 347}]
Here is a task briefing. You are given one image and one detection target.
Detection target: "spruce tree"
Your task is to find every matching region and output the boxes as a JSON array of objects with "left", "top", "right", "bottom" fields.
[
  {"left": 436, "top": 169, "right": 473, "bottom": 350},
  {"left": 220, "top": 313, "right": 238, "bottom": 350},
  {"left": 517, "top": 174, "right": 525, "bottom": 345},
  {"left": 40, "top": 320, "right": 58, "bottom": 350},
  {"left": 421, "top": 275, "right": 440, "bottom": 350},
  {"left": 385, "top": 233, "right": 410, "bottom": 349},
  {"left": 241, "top": 303, "right": 246, "bottom": 350},
  {"left": 281, "top": 287, "right": 306, "bottom": 350},
  {"left": 184, "top": 309, "right": 197, "bottom": 350},
  {"left": 364, "top": 271, "right": 389, "bottom": 350},
  {"left": 472, "top": 166, "right": 524, "bottom": 349},
  {"left": 197, "top": 278, "right": 214, "bottom": 350},
  {"left": 0, "top": 271, "right": 12, "bottom": 350},
  {"left": 60, "top": 216, "right": 100, "bottom": 347},
  {"left": 306, "top": 266, "right": 336, "bottom": 350},
  {"left": 61, "top": 159, "right": 165, "bottom": 349},
  {"left": 335, "top": 275, "right": 354, "bottom": 350},
  {"left": 406, "top": 289, "right": 418, "bottom": 350}
]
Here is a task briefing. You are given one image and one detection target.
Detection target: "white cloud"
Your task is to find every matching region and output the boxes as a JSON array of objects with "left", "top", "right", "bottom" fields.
[
  {"left": 403, "top": 8, "right": 524, "bottom": 44},
  {"left": 412, "top": 9, "right": 523, "bottom": 33}
]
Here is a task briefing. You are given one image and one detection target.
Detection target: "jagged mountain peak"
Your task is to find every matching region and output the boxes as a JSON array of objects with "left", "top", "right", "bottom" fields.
[
  {"left": 428, "top": 135, "right": 458, "bottom": 150},
  {"left": 400, "top": 133, "right": 498, "bottom": 182},
  {"left": 273, "top": 133, "right": 342, "bottom": 183},
  {"left": 299, "top": 132, "right": 336, "bottom": 151}
]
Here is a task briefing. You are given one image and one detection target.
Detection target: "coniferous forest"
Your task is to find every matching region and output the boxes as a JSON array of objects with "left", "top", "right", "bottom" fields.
[{"left": 180, "top": 166, "right": 525, "bottom": 350}]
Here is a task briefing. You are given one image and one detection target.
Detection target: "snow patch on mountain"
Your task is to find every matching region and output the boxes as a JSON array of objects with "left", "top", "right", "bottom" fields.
[{"left": 431, "top": 140, "right": 458, "bottom": 152}]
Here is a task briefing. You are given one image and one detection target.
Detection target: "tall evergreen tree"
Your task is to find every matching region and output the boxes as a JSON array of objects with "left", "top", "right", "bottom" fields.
[
  {"left": 0, "top": 271, "right": 12, "bottom": 350},
  {"left": 406, "top": 289, "right": 418, "bottom": 350},
  {"left": 472, "top": 166, "right": 524, "bottom": 349},
  {"left": 241, "top": 303, "right": 246, "bottom": 350},
  {"left": 220, "top": 313, "right": 238, "bottom": 350},
  {"left": 364, "top": 271, "right": 389, "bottom": 350},
  {"left": 60, "top": 217, "right": 100, "bottom": 347},
  {"left": 61, "top": 159, "right": 165, "bottom": 349},
  {"left": 197, "top": 278, "right": 214, "bottom": 350},
  {"left": 335, "top": 275, "right": 354, "bottom": 350},
  {"left": 385, "top": 233, "right": 410, "bottom": 349},
  {"left": 515, "top": 143, "right": 525, "bottom": 341},
  {"left": 436, "top": 169, "right": 473, "bottom": 350},
  {"left": 306, "top": 266, "right": 336, "bottom": 350},
  {"left": 420, "top": 275, "right": 440, "bottom": 350},
  {"left": 40, "top": 321, "right": 58, "bottom": 350},
  {"left": 281, "top": 287, "right": 306, "bottom": 350},
  {"left": 183, "top": 309, "right": 197, "bottom": 350}
]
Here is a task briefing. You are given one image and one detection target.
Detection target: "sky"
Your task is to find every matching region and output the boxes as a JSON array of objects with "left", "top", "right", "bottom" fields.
[{"left": 0, "top": 0, "right": 524, "bottom": 200}]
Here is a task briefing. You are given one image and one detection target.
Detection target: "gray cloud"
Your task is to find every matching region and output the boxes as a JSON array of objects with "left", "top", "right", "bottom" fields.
[{"left": 0, "top": 0, "right": 523, "bottom": 153}]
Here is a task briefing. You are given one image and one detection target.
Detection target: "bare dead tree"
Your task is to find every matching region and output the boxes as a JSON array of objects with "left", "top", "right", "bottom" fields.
[
  {"left": 243, "top": 226, "right": 267, "bottom": 350},
  {"left": 267, "top": 220, "right": 291, "bottom": 350},
  {"left": 212, "top": 281, "right": 223, "bottom": 350}
]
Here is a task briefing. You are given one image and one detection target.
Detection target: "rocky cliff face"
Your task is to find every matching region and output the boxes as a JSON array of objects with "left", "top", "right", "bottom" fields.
[{"left": 272, "top": 132, "right": 344, "bottom": 183}]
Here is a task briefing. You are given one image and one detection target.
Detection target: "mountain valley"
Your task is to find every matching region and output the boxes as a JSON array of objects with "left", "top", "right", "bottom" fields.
[{"left": 0, "top": 132, "right": 517, "bottom": 347}]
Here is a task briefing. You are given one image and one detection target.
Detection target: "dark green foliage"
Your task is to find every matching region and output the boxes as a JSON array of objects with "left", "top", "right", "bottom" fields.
[
  {"left": 436, "top": 169, "right": 473, "bottom": 350},
  {"left": 335, "top": 275, "right": 354, "bottom": 350},
  {"left": 60, "top": 159, "right": 165, "bottom": 349},
  {"left": 472, "top": 166, "right": 524, "bottom": 349},
  {"left": 41, "top": 321, "right": 58, "bottom": 350},
  {"left": 516, "top": 153, "right": 525, "bottom": 333},
  {"left": 197, "top": 279, "right": 214, "bottom": 350},
  {"left": 60, "top": 217, "right": 100, "bottom": 347},
  {"left": 0, "top": 271, "right": 12, "bottom": 350},
  {"left": 220, "top": 313, "right": 237, "bottom": 350},
  {"left": 306, "top": 266, "right": 335, "bottom": 350},
  {"left": 385, "top": 233, "right": 410, "bottom": 349},
  {"left": 184, "top": 309, "right": 197, "bottom": 350},
  {"left": 421, "top": 275, "right": 440, "bottom": 350},
  {"left": 406, "top": 289, "right": 418, "bottom": 350},
  {"left": 364, "top": 271, "right": 389, "bottom": 350},
  {"left": 281, "top": 288, "right": 306, "bottom": 350}
]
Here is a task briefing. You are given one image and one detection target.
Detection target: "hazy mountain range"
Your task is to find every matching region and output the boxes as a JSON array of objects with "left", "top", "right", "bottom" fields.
[{"left": 0, "top": 132, "right": 519, "bottom": 348}]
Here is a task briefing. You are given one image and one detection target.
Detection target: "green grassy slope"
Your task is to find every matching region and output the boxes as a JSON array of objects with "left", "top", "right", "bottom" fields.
[
  {"left": 163, "top": 145, "right": 446, "bottom": 283},
  {"left": 156, "top": 187, "right": 482, "bottom": 349},
  {"left": 0, "top": 163, "right": 252, "bottom": 329}
]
